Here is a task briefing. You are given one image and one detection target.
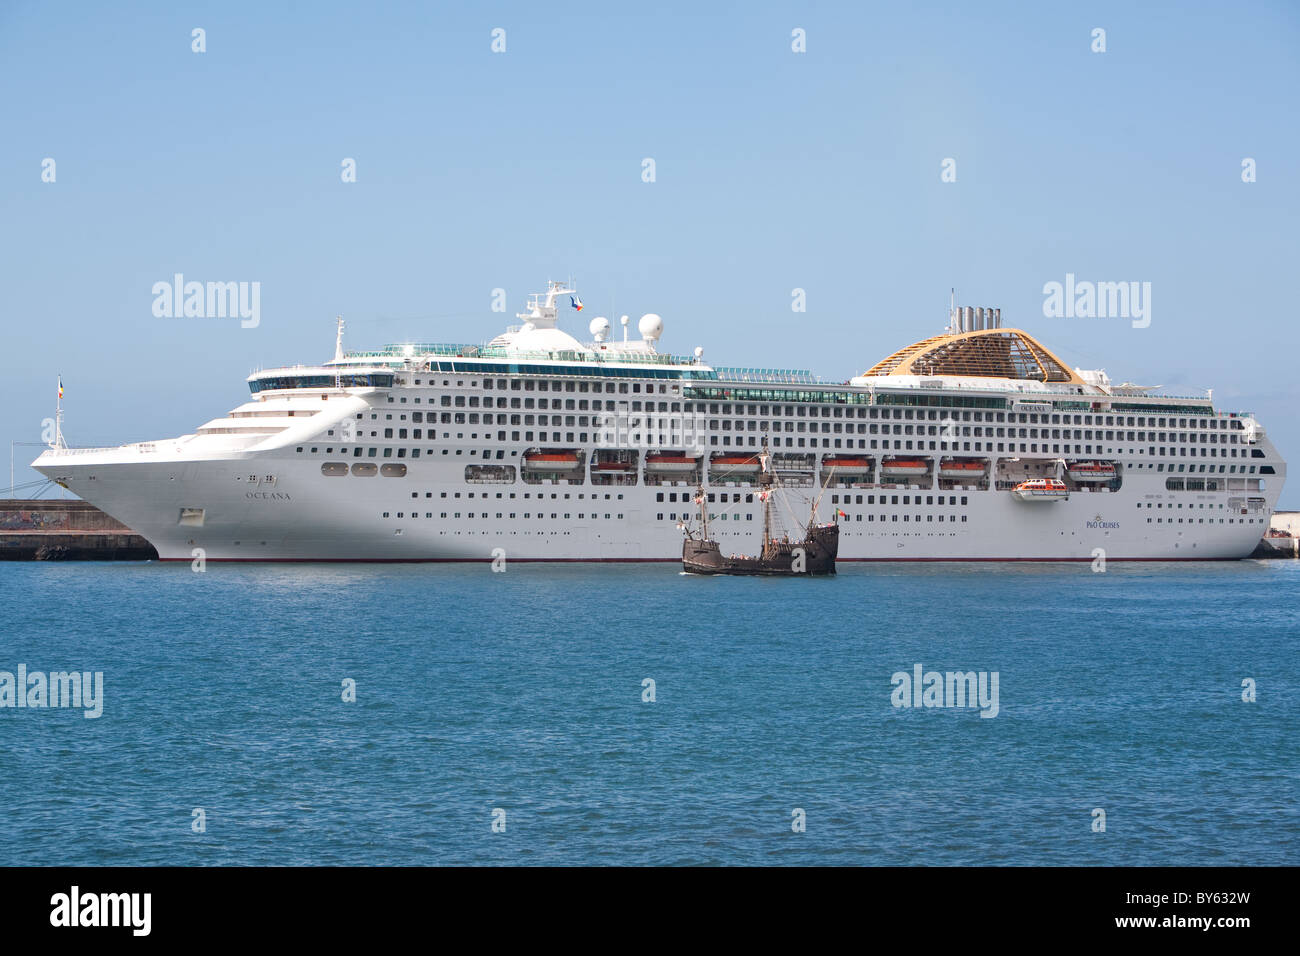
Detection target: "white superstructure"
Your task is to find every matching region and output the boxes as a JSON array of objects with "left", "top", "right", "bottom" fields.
[{"left": 32, "top": 282, "right": 1285, "bottom": 561}]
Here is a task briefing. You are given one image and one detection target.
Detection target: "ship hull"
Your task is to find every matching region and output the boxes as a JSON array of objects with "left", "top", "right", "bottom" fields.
[
  {"left": 33, "top": 449, "right": 1281, "bottom": 562},
  {"left": 683, "top": 526, "right": 839, "bottom": 575}
]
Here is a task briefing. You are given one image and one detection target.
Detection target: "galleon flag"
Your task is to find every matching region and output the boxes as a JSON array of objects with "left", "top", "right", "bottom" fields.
[{"left": 570, "top": 295, "right": 583, "bottom": 312}]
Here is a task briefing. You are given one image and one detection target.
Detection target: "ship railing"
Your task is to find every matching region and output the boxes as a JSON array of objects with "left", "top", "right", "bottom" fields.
[
  {"left": 38, "top": 441, "right": 159, "bottom": 457},
  {"left": 475, "top": 348, "right": 699, "bottom": 366},
  {"left": 351, "top": 344, "right": 706, "bottom": 367},
  {"left": 714, "top": 367, "right": 820, "bottom": 385}
]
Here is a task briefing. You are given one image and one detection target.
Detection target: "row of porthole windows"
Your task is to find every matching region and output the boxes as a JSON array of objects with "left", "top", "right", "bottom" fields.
[
  {"left": 320, "top": 462, "right": 407, "bottom": 477},
  {"left": 1139, "top": 502, "right": 1230, "bottom": 509},
  {"left": 409, "top": 491, "right": 624, "bottom": 500},
  {"left": 304, "top": 446, "right": 423, "bottom": 459},
  {"left": 1147, "top": 517, "right": 1260, "bottom": 524},
  {"left": 382, "top": 512, "right": 624, "bottom": 520},
  {"left": 660, "top": 513, "right": 967, "bottom": 523}
]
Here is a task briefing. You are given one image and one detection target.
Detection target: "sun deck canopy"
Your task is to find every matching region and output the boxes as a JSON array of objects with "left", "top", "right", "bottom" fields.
[{"left": 861, "top": 329, "right": 1084, "bottom": 385}]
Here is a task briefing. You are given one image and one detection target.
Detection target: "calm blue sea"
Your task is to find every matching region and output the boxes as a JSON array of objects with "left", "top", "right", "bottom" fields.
[{"left": 0, "top": 559, "right": 1296, "bottom": 866}]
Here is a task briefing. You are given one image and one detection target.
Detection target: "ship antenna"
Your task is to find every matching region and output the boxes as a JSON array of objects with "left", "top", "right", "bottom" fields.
[{"left": 334, "top": 316, "right": 345, "bottom": 363}]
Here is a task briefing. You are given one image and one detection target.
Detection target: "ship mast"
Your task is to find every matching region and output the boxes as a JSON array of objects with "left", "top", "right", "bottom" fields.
[
  {"left": 759, "top": 439, "right": 774, "bottom": 559},
  {"left": 694, "top": 484, "right": 709, "bottom": 541},
  {"left": 810, "top": 465, "right": 836, "bottom": 531},
  {"left": 53, "top": 375, "right": 65, "bottom": 449},
  {"left": 334, "top": 316, "right": 345, "bottom": 389}
]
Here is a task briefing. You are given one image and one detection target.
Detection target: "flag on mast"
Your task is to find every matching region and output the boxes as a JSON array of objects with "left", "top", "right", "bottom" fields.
[
  {"left": 570, "top": 295, "right": 583, "bottom": 312},
  {"left": 58, "top": 376, "right": 63, "bottom": 400}
]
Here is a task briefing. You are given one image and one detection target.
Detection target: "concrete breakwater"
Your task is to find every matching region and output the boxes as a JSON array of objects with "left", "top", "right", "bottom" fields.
[
  {"left": 1252, "top": 535, "right": 1300, "bottom": 559},
  {"left": 0, "top": 499, "right": 157, "bottom": 560}
]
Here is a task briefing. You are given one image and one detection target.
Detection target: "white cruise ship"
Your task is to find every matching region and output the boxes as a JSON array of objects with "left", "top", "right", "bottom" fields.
[{"left": 33, "top": 281, "right": 1284, "bottom": 562}]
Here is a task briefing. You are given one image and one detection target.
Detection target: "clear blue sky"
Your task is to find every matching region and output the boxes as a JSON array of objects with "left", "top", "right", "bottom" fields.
[{"left": 3, "top": 1, "right": 1299, "bottom": 503}]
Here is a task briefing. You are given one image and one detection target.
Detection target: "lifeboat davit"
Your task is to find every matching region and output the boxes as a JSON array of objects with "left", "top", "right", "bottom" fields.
[
  {"left": 645, "top": 453, "right": 699, "bottom": 473},
  {"left": 938, "top": 459, "right": 987, "bottom": 479},
  {"left": 1067, "top": 461, "right": 1117, "bottom": 482},
  {"left": 710, "top": 454, "right": 761, "bottom": 473},
  {"left": 1012, "top": 478, "right": 1069, "bottom": 502},
  {"left": 880, "top": 458, "right": 928, "bottom": 477},
  {"left": 523, "top": 451, "right": 582, "bottom": 471}
]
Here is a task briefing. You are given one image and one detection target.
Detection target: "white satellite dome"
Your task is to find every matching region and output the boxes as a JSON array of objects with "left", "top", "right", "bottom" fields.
[
  {"left": 589, "top": 316, "right": 610, "bottom": 342},
  {"left": 638, "top": 313, "right": 663, "bottom": 342},
  {"left": 511, "top": 325, "right": 587, "bottom": 353}
]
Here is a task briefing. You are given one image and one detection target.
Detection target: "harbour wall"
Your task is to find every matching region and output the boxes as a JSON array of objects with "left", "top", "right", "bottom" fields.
[{"left": 0, "top": 499, "right": 157, "bottom": 560}]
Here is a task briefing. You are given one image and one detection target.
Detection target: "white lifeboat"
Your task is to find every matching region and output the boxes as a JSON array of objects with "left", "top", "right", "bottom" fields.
[
  {"left": 645, "top": 453, "right": 700, "bottom": 473},
  {"left": 938, "top": 459, "right": 987, "bottom": 479},
  {"left": 880, "top": 458, "right": 928, "bottom": 477},
  {"left": 710, "top": 454, "right": 761, "bottom": 474},
  {"left": 1066, "top": 461, "right": 1117, "bottom": 482},
  {"left": 1012, "top": 478, "right": 1069, "bottom": 502},
  {"left": 821, "top": 456, "right": 873, "bottom": 476},
  {"left": 523, "top": 450, "right": 582, "bottom": 471}
]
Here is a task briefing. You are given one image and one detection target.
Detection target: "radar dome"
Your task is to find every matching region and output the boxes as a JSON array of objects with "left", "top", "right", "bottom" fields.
[
  {"left": 589, "top": 316, "right": 610, "bottom": 342},
  {"left": 638, "top": 313, "right": 663, "bottom": 342}
]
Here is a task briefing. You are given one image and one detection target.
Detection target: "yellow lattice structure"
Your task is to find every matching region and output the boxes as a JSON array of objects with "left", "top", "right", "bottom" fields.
[{"left": 862, "top": 329, "right": 1084, "bottom": 384}]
